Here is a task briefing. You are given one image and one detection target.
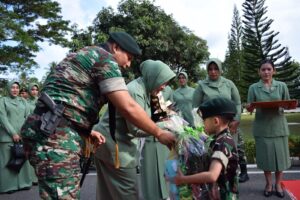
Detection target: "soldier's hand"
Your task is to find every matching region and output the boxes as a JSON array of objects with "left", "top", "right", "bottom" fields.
[
  {"left": 90, "top": 130, "right": 106, "bottom": 149},
  {"left": 156, "top": 129, "right": 175, "bottom": 149}
]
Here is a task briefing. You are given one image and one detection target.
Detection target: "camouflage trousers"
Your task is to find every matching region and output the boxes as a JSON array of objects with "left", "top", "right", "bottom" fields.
[
  {"left": 232, "top": 128, "right": 247, "bottom": 166},
  {"left": 21, "top": 113, "right": 82, "bottom": 200}
]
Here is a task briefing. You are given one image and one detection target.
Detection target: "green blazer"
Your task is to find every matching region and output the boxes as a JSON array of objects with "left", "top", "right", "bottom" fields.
[
  {"left": 0, "top": 96, "right": 30, "bottom": 142},
  {"left": 94, "top": 78, "right": 150, "bottom": 168},
  {"left": 193, "top": 76, "right": 241, "bottom": 121},
  {"left": 247, "top": 79, "right": 290, "bottom": 137},
  {"left": 162, "top": 85, "right": 174, "bottom": 102},
  {"left": 27, "top": 83, "right": 39, "bottom": 113},
  {"left": 94, "top": 60, "right": 175, "bottom": 168},
  {"left": 173, "top": 85, "right": 195, "bottom": 127}
]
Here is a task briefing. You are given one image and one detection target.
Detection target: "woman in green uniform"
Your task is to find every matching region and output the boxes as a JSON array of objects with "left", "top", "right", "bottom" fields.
[
  {"left": 192, "top": 58, "right": 249, "bottom": 182},
  {"left": 27, "top": 83, "right": 39, "bottom": 113},
  {"left": 162, "top": 85, "right": 174, "bottom": 102},
  {"left": 173, "top": 72, "right": 195, "bottom": 127},
  {"left": 246, "top": 59, "right": 290, "bottom": 198},
  {"left": 0, "top": 81, "right": 32, "bottom": 193},
  {"left": 19, "top": 87, "right": 29, "bottom": 100},
  {"left": 93, "top": 60, "right": 175, "bottom": 200},
  {"left": 26, "top": 83, "right": 39, "bottom": 184}
]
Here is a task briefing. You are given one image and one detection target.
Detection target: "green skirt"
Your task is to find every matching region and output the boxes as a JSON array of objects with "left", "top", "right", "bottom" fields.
[
  {"left": 255, "top": 136, "right": 291, "bottom": 171},
  {"left": 140, "top": 137, "right": 170, "bottom": 200},
  {"left": 0, "top": 142, "right": 32, "bottom": 193},
  {"left": 95, "top": 158, "right": 138, "bottom": 200}
]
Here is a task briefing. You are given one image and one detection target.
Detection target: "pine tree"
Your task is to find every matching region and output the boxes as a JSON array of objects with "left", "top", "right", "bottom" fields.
[
  {"left": 241, "top": 0, "right": 299, "bottom": 99},
  {"left": 223, "top": 5, "right": 245, "bottom": 100},
  {"left": 287, "top": 59, "right": 300, "bottom": 99}
]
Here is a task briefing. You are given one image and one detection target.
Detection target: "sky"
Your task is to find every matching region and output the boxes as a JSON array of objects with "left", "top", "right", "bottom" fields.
[{"left": 11, "top": 0, "right": 300, "bottom": 80}]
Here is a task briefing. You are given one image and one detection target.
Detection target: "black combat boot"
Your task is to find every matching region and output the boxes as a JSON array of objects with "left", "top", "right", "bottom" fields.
[{"left": 239, "top": 164, "right": 249, "bottom": 183}]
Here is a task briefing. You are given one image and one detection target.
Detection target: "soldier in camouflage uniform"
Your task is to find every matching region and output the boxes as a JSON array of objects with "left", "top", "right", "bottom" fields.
[
  {"left": 174, "top": 97, "right": 239, "bottom": 200},
  {"left": 21, "top": 32, "right": 175, "bottom": 200}
]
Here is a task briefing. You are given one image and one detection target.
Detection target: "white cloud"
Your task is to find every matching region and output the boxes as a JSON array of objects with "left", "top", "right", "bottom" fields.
[
  {"left": 33, "top": 43, "right": 69, "bottom": 79},
  {"left": 154, "top": 0, "right": 300, "bottom": 62},
  {"left": 57, "top": 0, "right": 86, "bottom": 28},
  {"left": 31, "top": 0, "right": 300, "bottom": 81},
  {"left": 32, "top": 0, "right": 105, "bottom": 80},
  {"left": 153, "top": 0, "right": 240, "bottom": 59}
]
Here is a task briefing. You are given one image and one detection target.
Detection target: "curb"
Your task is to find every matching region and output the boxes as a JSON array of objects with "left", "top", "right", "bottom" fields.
[{"left": 247, "top": 157, "right": 300, "bottom": 168}]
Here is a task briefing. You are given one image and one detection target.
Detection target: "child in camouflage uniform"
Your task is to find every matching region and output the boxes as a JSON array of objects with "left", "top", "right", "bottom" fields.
[{"left": 174, "top": 97, "right": 239, "bottom": 200}]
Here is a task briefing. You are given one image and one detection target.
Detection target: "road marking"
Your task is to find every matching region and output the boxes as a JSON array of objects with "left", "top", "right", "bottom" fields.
[
  {"left": 248, "top": 170, "right": 300, "bottom": 174},
  {"left": 85, "top": 170, "right": 300, "bottom": 176}
]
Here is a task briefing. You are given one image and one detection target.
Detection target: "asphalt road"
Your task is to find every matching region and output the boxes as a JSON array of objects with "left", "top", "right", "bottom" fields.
[{"left": 1, "top": 165, "right": 299, "bottom": 200}]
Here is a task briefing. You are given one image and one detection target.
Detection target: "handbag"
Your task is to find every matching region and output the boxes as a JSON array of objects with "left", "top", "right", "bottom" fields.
[{"left": 6, "top": 142, "right": 27, "bottom": 173}]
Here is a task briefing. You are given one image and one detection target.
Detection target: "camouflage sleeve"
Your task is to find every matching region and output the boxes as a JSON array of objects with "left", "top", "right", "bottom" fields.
[
  {"left": 211, "top": 150, "right": 229, "bottom": 169},
  {"left": 93, "top": 53, "right": 128, "bottom": 94}
]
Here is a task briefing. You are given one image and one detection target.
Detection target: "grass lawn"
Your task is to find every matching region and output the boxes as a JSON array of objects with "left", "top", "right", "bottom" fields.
[{"left": 240, "top": 112, "right": 300, "bottom": 140}]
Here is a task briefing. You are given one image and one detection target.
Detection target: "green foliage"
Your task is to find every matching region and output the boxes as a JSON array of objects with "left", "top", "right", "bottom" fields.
[
  {"left": 288, "top": 60, "right": 300, "bottom": 100},
  {"left": 241, "top": 112, "right": 300, "bottom": 163},
  {"left": 0, "top": 0, "right": 71, "bottom": 75},
  {"left": 0, "top": 78, "right": 8, "bottom": 96},
  {"left": 68, "top": 24, "right": 93, "bottom": 52},
  {"left": 289, "top": 135, "right": 300, "bottom": 157},
  {"left": 244, "top": 138, "right": 256, "bottom": 163},
  {"left": 245, "top": 135, "right": 300, "bottom": 164},
  {"left": 68, "top": 0, "right": 209, "bottom": 84},
  {"left": 241, "top": 0, "right": 299, "bottom": 99}
]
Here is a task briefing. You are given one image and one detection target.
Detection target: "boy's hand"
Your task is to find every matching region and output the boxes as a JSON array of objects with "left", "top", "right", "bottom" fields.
[{"left": 174, "top": 169, "right": 184, "bottom": 185}]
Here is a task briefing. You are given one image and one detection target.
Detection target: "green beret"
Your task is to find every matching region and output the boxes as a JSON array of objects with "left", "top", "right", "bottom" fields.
[
  {"left": 109, "top": 32, "right": 142, "bottom": 56},
  {"left": 199, "top": 97, "right": 236, "bottom": 120}
]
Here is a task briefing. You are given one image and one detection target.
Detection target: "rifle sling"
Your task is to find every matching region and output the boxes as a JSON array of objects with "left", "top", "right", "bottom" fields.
[{"left": 108, "top": 101, "right": 120, "bottom": 168}]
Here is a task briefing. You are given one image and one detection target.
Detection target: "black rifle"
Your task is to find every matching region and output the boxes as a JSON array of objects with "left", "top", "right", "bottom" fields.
[{"left": 80, "top": 155, "right": 92, "bottom": 187}]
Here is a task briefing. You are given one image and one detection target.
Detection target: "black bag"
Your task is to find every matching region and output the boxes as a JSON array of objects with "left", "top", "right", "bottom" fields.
[{"left": 6, "top": 143, "right": 27, "bottom": 173}]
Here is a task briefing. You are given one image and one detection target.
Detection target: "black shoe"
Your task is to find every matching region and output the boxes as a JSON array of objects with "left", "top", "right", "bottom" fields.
[
  {"left": 264, "top": 185, "right": 273, "bottom": 197},
  {"left": 239, "top": 172, "right": 249, "bottom": 183},
  {"left": 20, "top": 187, "right": 31, "bottom": 191},
  {"left": 32, "top": 182, "right": 38, "bottom": 186},
  {"left": 5, "top": 190, "right": 17, "bottom": 194},
  {"left": 275, "top": 185, "right": 285, "bottom": 198}
]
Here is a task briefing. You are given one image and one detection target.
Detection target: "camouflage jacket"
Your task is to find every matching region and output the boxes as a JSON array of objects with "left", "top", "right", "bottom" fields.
[
  {"left": 41, "top": 46, "right": 127, "bottom": 135},
  {"left": 208, "top": 128, "right": 239, "bottom": 199}
]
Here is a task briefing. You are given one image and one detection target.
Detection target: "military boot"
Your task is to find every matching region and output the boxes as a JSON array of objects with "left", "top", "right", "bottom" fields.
[{"left": 239, "top": 164, "right": 249, "bottom": 183}]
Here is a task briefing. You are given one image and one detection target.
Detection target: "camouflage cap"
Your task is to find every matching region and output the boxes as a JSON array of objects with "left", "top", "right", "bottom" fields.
[
  {"left": 109, "top": 32, "right": 142, "bottom": 56},
  {"left": 199, "top": 97, "right": 236, "bottom": 120}
]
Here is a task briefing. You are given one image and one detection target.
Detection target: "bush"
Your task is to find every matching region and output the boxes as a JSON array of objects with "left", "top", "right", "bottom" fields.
[
  {"left": 244, "top": 139, "right": 256, "bottom": 164},
  {"left": 245, "top": 135, "right": 300, "bottom": 164},
  {"left": 289, "top": 135, "right": 300, "bottom": 157}
]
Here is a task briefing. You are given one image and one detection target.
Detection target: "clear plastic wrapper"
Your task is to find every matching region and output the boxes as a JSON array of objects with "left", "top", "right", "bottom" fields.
[{"left": 161, "top": 114, "right": 210, "bottom": 200}]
